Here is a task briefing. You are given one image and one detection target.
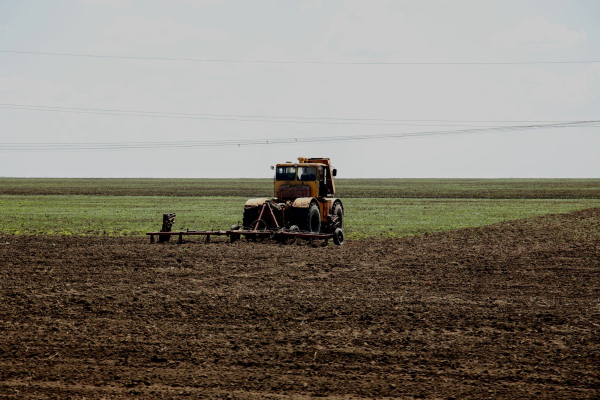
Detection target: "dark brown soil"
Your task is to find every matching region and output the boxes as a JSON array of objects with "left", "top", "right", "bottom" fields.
[{"left": 1, "top": 209, "right": 599, "bottom": 399}]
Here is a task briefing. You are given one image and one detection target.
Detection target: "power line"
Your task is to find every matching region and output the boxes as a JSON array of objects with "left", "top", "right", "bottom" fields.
[
  {"left": 1, "top": 121, "right": 597, "bottom": 152},
  {"left": 0, "top": 103, "right": 592, "bottom": 128},
  {"left": 2, "top": 50, "right": 600, "bottom": 65},
  {"left": 0, "top": 105, "right": 497, "bottom": 128}
]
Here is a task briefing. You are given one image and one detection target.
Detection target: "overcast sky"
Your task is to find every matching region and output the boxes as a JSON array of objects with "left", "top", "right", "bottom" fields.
[{"left": 0, "top": 0, "right": 599, "bottom": 178}]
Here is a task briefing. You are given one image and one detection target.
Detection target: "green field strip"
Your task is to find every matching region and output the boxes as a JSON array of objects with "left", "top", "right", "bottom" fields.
[{"left": 1, "top": 195, "right": 597, "bottom": 239}]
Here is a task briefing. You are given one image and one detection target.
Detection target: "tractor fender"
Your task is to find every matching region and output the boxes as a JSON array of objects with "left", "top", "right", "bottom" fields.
[
  {"left": 333, "top": 199, "right": 344, "bottom": 212},
  {"left": 244, "top": 198, "right": 270, "bottom": 208},
  {"left": 322, "top": 198, "right": 343, "bottom": 214},
  {"left": 291, "top": 197, "right": 317, "bottom": 208}
]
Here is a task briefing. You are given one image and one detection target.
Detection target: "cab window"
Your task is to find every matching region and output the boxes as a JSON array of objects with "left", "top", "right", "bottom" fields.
[
  {"left": 297, "top": 166, "right": 317, "bottom": 181},
  {"left": 276, "top": 166, "right": 296, "bottom": 181}
]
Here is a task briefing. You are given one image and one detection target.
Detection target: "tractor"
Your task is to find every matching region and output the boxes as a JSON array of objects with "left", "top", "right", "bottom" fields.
[
  {"left": 147, "top": 157, "right": 345, "bottom": 245},
  {"left": 242, "top": 157, "right": 343, "bottom": 235}
]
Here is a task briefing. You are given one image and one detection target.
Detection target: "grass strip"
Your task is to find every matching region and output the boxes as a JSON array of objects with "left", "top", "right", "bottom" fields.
[{"left": 1, "top": 195, "right": 597, "bottom": 239}]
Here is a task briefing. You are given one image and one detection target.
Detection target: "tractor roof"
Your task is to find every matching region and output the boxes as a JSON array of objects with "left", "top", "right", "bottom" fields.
[{"left": 276, "top": 162, "right": 327, "bottom": 167}]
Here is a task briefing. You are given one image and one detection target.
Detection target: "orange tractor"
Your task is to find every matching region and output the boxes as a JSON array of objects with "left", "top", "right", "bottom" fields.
[
  {"left": 243, "top": 157, "right": 343, "bottom": 234},
  {"left": 147, "top": 157, "right": 345, "bottom": 246}
]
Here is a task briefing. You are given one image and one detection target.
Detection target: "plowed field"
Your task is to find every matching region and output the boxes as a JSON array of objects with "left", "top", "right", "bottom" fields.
[{"left": 1, "top": 209, "right": 599, "bottom": 399}]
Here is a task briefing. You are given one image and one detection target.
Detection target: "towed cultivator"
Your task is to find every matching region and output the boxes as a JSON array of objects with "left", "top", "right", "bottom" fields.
[
  {"left": 147, "top": 209, "right": 344, "bottom": 246},
  {"left": 147, "top": 157, "right": 345, "bottom": 246}
]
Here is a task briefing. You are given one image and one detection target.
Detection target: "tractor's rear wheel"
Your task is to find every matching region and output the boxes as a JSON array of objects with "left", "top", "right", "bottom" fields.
[
  {"left": 242, "top": 207, "right": 259, "bottom": 229},
  {"left": 294, "top": 203, "right": 321, "bottom": 233}
]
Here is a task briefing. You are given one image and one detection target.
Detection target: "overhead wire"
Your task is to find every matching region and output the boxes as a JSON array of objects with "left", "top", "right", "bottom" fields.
[
  {"left": 1, "top": 50, "right": 600, "bottom": 65},
  {"left": 3, "top": 47, "right": 599, "bottom": 158},
  {"left": 1, "top": 53, "right": 598, "bottom": 152},
  {"left": 0, "top": 104, "right": 501, "bottom": 127},
  {"left": 0, "top": 103, "right": 594, "bottom": 128},
  {"left": 1, "top": 121, "right": 598, "bottom": 152}
]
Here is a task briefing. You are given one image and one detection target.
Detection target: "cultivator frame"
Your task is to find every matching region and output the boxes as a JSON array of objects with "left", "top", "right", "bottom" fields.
[{"left": 147, "top": 205, "right": 344, "bottom": 246}]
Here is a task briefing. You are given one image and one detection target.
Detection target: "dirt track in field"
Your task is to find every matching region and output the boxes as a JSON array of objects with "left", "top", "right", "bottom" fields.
[{"left": 1, "top": 209, "right": 599, "bottom": 399}]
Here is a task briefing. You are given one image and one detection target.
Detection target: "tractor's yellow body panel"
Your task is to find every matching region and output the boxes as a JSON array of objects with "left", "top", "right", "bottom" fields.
[{"left": 244, "top": 198, "right": 270, "bottom": 208}]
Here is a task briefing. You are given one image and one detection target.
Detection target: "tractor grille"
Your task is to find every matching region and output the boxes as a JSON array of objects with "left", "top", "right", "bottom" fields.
[{"left": 278, "top": 185, "right": 310, "bottom": 199}]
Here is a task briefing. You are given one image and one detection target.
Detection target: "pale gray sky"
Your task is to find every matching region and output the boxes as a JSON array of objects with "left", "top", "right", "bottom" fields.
[{"left": 1, "top": 0, "right": 599, "bottom": 178}]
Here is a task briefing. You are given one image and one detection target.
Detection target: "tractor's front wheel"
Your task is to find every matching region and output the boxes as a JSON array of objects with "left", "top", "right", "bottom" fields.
[{"left": 294, "top": 203, "right": 321, "bottom": 233}]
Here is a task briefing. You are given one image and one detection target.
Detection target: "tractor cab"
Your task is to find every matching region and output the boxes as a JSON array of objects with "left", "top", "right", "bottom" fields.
[{"left": 274, "top": 158, "right": 336, "bottom": 200}]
